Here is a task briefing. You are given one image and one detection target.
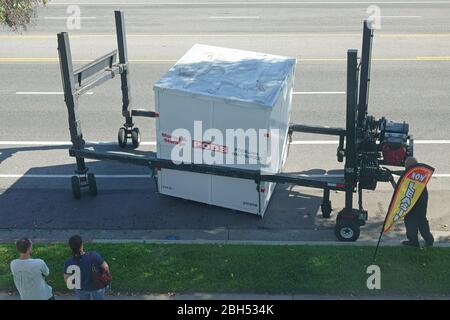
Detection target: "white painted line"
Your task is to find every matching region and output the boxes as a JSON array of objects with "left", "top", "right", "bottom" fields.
[
  {"left": 16, "top": 91, "right": 93, "bottom": 95},
  {"left": 48, "top": 2, "right": 450, "bottom": 6},
  {"left": 0, "top": 174, "right": 150, "bottom": 179},
  {"left": 0, "top": 141, "right": 156, "bottom": 146},
  {"left": 1, "top": 173, "right": 449, "bottom": 179},
  {"left": 380, "top": 16, "right": 422, "bottom": 19},
  {"left": 210, "top": 16, "right": 260, "bottom": 19},
  {"left": 16, "top": 91, "right": 342, "bottom": 96},
  {"left": 1, "top": 140, "right": 450, "bottom": 146},
  {"left": 293, "top": 91, "right": 345, "bottom": 95},
  {"left": 291, "top": 140, "right": 450, "bottom": 145},
  {"left": 44, "top": 17, "right": 97, "bottom": 20},
  {"left": 290, "top": 140, "right": 338, "bottom": 145},
  {"left": 413, "top": 140, "right": 450, "bottom": 144}
]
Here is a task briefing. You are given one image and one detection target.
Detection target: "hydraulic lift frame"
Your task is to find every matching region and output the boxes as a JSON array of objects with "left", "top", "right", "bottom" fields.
[{"left": 57, "top": 11, "right": 409, "bottom": 241}]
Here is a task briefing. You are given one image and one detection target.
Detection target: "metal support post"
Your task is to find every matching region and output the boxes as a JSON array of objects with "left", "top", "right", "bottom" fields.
[{"left": 57, "top": 32, "right": 87, "bottom": 174}]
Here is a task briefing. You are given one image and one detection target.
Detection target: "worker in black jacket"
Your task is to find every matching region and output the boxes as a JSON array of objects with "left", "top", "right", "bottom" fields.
[{"left": 400, "top": 157, "right": 434, "bottom": 248}]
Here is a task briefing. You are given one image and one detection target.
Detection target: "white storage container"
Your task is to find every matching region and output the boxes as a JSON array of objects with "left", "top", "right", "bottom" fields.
[{"left": 154, "top": 44, "right": 296, "bottom": 216}]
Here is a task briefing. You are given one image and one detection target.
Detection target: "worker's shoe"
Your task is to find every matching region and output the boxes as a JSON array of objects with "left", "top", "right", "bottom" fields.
[{"left": 401, "top": 240, "right": 420, "bottom": 248}]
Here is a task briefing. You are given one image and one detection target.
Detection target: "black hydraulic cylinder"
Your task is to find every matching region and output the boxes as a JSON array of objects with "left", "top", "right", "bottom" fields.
[
  {"left": 357, "top": 20, "right": 373, "bottom": 127},
  {"left": 289, "top": 124, "right": 346, "bottom": 137}
]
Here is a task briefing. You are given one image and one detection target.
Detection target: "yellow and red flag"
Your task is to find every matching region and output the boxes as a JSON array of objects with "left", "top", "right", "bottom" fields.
[{"left": 383, "top": 163, "right": 434, "bottom": 233}]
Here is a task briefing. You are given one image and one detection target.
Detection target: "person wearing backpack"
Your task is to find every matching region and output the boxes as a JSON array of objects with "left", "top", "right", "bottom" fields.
[{"left": 63, "top": 235, "right": 111, "bottom": 300}]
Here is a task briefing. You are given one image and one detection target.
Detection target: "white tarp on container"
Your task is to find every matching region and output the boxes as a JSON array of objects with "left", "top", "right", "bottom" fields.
[{"left": 155, "top": 44, "right": 296, "bottom": 108}]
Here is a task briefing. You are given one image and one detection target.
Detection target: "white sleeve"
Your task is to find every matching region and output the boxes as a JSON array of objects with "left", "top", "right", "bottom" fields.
[{"left": 40, "top": 260, "right": 50, "bottom": 276}]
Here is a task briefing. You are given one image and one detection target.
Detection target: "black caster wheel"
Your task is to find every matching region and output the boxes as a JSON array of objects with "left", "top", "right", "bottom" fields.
[
  {"left": 321, "top": 201, "right": 332, "bottom": 219},
  {"left": 131, "top": 127, "right": 141, "bottom": 149},
  {"left": 335, "top": 219, "right": 360, "bottom": 242},
  {"left": 71, "top": 176, "right": 81, "bottom": 200},
  {"left": 87, "top": 173, "right": 97, "bottom": 196},
  {"left": 118, "top": 127, "right": 127, "bottom": 148}
]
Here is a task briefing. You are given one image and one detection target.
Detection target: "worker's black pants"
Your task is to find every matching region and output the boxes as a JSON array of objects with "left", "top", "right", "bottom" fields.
[{"left": 404, "top": 212, "right": 434, "bottom": 246}]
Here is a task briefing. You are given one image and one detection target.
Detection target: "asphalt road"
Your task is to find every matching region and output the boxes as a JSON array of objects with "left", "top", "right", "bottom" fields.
[{"left": 0, "top": 0, "right": 449, "bottom": 242}]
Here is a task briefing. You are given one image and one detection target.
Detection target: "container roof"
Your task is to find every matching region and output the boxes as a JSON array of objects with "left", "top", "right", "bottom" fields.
[{"left": 154, "top": 44, "right": 296, "bottom": 108}]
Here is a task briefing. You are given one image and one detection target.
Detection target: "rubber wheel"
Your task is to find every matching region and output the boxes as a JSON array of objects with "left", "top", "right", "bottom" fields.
[
  {"left": 321, "top": 201, "right": 332, "bottom": 219},
  {"left": 335, "top": 219, "right": 360, "bottom": 242},
  {"left": 71, "top": 176, "right": 81, "bottom": 200},
  {"left": 118, "top": 127, "right": 127, "bottom": 148},
  {"left": 131, "top": 128, "right": 141, "bottom": 149},
  {"left": 87, "top": 173, "right": 97, "bottom": 197}
]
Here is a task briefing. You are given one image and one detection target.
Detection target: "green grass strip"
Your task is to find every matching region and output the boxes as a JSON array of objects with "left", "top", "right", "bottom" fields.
[{"left": 1, "top": 243, "right": 449, "bottom": 295}]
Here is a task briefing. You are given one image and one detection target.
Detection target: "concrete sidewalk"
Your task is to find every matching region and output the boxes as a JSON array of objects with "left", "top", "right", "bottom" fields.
[
  {"left": 1, "top": 228, "right": 450, "bottom": 246},
  {"left": 1, "top": 291, "right": 450, "bottom": 300}
]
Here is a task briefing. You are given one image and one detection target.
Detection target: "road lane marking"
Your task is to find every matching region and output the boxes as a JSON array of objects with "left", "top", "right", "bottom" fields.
[
  {"left": 293, "top": 91, "right": 345, "bottom": 95},
  {"left": 417, "top": 56, "right": 450, "bottom": 61},
  {"left": 290, "top": 140, "right": 450, "bottom": 145},
  {"left": 2, "top": 56, "right": 450, "bottom": 63},
  {"left": 0, "top": 174, "right": 151, "bottom": 178},
  {"left": 44, "top": 16, "right": 97, "bottom": 20},
  {"left": 380, "top": 16, "right": 422, "bottom": 18},
  {"left": 1, "top": 173, "right": 449, "bottom": 179},
  {"left": 12, "top": 91, "right": 341, "bottom": 96},
  {"left": 0, "top": 141, "right": 157, "bottom": 146},
  {"left": 1, "top": 140, "right": 450, "bottom": 146},
  {"left": 413, "top": 140, "right": 450, "bottom": 144},
  {"left": 209, "top": 16, "right": 260, "bottom": 19},
  {"left": 16, "top": 91, "right": 94, "bottom": 95},
  {"left": 47, "top": 1, "right": 450, "bottom": 6},
  {"left": 0, "top": 58, "right": 177, "bottom": 63},
  {"left": 3, "top": 33, "right": 450, "bottom": 39},
  {"left": 290, "top": 141, "right": 339, "bottom": 145}
]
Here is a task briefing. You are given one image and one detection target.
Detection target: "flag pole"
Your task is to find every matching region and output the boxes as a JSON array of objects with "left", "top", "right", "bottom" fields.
[
  {"left": 372, "top": 170, "right": 395, "bottom": 263},
  {"left": 372, "top": 228, "right": 384, "bottom": 263}
]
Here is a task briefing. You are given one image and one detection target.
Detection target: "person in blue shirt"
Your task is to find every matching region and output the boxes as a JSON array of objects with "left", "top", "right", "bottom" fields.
[{"left": 63, "top": 235, "right": 110, "bottom": 300}]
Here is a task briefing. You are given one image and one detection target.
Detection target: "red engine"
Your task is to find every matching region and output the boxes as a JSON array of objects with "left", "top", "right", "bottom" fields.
[
  {"left": 379, "top": 119, "right": 412, "bottom": 166},
  {"left": 382, "top": 144, "right": 407, "bottom": 166}
]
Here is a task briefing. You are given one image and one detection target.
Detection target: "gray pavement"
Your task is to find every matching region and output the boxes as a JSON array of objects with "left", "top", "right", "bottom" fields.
[{"left": 1, "top": 0, "right": 450, "bottom": 243}]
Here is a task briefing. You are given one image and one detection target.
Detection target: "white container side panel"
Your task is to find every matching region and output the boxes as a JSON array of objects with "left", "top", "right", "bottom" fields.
[
  {"left": 209, "top": 101, "right": 272, "bottom": 215},
  {"left": 158, "top": 169, "right": 212, "bottom": 203},
  {"left": 156, "top": 91, "right": 212, "bottom": 162},
  {"left": 211, "top": 101, "right": 270, "bottom": 170},
  {"left": 281, "top": 69, "right": 295, "bottom": 167},
  {"left": 268, "top": 68, "right": 295, "bottom": 172},
  {"left": 210, "top": 175, "right": 262, "bottom": 214}
]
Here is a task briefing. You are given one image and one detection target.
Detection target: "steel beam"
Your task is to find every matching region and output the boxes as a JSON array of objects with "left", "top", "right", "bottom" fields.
[
  {"left": 73, "top": 50, "right": 117, "bottom": 88},
  {"left": 115, "top": 10, "right": 133, "bottom": 126},
  {"left": 344, "top": 49, "right": 359, "bottom": 210},
  {"left": 57, "top": 32, "right": 87, "bottom": 173}
]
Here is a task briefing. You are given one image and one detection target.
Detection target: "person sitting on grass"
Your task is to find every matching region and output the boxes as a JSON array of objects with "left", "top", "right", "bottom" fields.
[{"left": 10, "top": 237, "right": 54, "bottom": 300}]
